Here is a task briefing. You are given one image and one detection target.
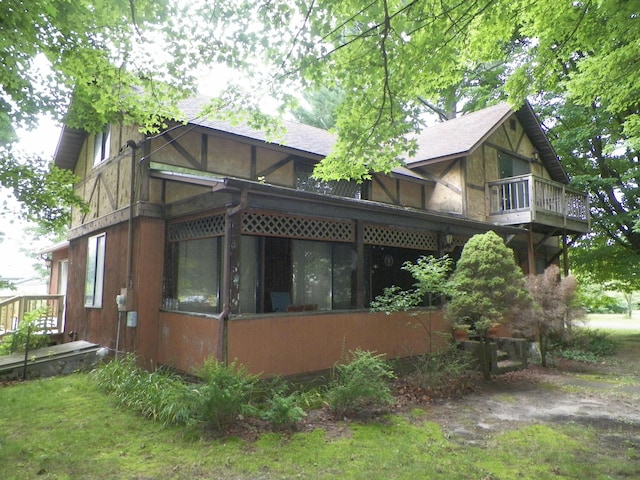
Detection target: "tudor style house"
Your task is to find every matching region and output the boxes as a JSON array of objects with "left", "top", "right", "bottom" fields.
[{"left": 49, "top": 97, "right": 588, "bottom": 376}]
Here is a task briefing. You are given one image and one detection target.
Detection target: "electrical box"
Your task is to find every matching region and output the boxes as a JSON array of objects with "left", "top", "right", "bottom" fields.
[
  {"left": 126, "top": 311, "right": 138, "bottom": 328},
  {"left": 116, "top": 288, "right": 128, "bottom": 312}
]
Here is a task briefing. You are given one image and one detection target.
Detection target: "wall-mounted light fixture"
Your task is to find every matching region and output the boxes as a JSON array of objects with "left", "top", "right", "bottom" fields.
[
  {"left": 532, "top": 150, "right": 540, "bottom": 163},
  {"left": 442, "top": 231, "right": 454, "bottom": 249}
]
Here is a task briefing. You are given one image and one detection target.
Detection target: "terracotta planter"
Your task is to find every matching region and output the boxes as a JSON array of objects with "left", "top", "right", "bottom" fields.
[
  {"left": 488, "top": 324, "right": 500, "bottom": 338},
  {"left": 453, "top": 328, "right": 469, "bottom": 341}
]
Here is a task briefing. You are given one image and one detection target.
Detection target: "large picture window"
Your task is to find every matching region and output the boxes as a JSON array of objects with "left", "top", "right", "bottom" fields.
[{"left": 84, "top": 233, "right": 106, "bottom": 308}]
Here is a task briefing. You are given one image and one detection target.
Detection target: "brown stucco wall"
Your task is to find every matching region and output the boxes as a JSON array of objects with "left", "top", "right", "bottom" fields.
[
  {"left": 227, "top": 310, "right": 450, "bottom": 376},
  {"left": 157, "top": 311, "right": 221, "bottom": 373}
]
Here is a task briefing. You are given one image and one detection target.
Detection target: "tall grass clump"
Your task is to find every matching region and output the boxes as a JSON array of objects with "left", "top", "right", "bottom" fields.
[
  {"left": 327, "top": 349, "right": 395, "bottom": 418},
  {"left": 94, "top": 355, "right": 198, "bottom": 426}
]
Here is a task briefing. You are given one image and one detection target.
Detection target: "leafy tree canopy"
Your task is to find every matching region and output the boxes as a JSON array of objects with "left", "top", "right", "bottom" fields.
[{"left": 2, "top": 0, "right": 638, "bottom": 288}]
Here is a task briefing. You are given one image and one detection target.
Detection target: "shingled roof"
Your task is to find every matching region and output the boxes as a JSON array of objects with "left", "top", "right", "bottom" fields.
[
  {"left": 405, "top": 102, "right": 569, "bottom": 184},
  {"left": 54, "top": 95, "right": 567, "bottom": 184},
  {"left": 179, "top": 95, "right": 335, "bottom": 158},
  {"left": 407, "top": 103, "right": 513, "bottom": 165}
]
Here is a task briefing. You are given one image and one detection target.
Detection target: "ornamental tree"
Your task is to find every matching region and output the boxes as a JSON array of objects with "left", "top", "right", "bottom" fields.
[
  {"left": 516, "top": 265, "right": 585, "bottom": 367},
  {"left": 445, "top": 231, "right": 531, "bottom": 334}
]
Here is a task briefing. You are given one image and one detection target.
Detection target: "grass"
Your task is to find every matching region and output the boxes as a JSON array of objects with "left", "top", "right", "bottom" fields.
[
  {"left": 0, "top": 372, "right": 638, "bottom": 479},
  {"left": 1, "top": 315, "right": 639, "bottom": 479}
]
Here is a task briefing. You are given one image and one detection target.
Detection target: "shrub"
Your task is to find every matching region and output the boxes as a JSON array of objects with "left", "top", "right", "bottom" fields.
[
  {"left": 408, "top": 346, "right": 474, "bottom": 391},
  {"left": 0, "top": 307, "right": 49, "bottom": 355},
  {"left": 564, "top": 328, "right": 618, "bottom": 357},
  {"left": 261, "top": 391, "right": 307, "bottom": 430},
  {"left": 327, "top": 349, "right": 395, "bottom": 418},
  {"left": 194, "top": 358, "right": 260, "bottom": 431}
]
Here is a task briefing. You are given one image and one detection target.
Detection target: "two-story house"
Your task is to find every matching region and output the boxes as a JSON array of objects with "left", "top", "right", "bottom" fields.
[{"left": 49, "top": 97, "right": 588, "bottom": 376}]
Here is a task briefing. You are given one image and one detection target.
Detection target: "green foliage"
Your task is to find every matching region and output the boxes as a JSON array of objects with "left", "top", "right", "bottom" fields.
[
  {"left": 0, "top": 307, "right": 49, "bottom": 355},
  {"left": 371, "top": 255, "right": 453, "bottom": 313},
  {"left": 576, "top": 284, "right": 626, "bottom": 314},
  {"left": 94, "top": 355, "right": 198, "bottom": 426},
  {"left": 0, "top": 150, "right": 86, "bottom": 235},
  {"left": 327, "top": 350, "right": 395, "bottom": 417},
  {"left": 194, "top": 358, "right": 261, "bottom": 431},
  {"left": 565, "top": 329, "right": 618, "bottom": 358},
  {"left": 445, "top": 231, "right": 531, "bottom": 332},
  {"left": 291, "top": 86, "right": 345, "bottom": 130},
  {"left": 261, "top": 391, "right": 307, "bottom": 430}
]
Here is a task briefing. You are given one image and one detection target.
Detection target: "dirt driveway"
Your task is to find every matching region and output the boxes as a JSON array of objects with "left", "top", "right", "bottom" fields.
[{"left": 424, "top": 331, "right": 640, "bottom": 455}]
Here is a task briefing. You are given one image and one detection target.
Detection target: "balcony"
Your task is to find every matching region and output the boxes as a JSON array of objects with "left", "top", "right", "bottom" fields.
[{"left": 487, "top": 175, "right": 589, "bottom": 234}]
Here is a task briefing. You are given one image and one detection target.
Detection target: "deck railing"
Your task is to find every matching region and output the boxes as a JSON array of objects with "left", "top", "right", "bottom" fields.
[
  {"left": 487, "top": 174, "right": 589, "bottom": 231},
  {"left": 0, "top": 295, "right": 65, "bottom": 335}
]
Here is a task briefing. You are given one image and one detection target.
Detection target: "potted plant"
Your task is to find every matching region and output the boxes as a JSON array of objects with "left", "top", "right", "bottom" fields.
[{"left": 452, "top": 323, "right": 470, "bottom": 341}]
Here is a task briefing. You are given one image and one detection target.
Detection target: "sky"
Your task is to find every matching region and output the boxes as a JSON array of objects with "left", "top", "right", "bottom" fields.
[{"left": 0, "top": 116, "right": 61, "bottom": 281}]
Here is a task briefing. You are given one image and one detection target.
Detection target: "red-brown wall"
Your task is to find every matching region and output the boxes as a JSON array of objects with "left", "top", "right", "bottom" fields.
[
  {"left": 156, "top": 309, "right": 449, "bottom": 377},
  {"left": 157, "top": 311, "right": 221, "bottom": 373},
  {"left": 228, "top": 310, "right": 449, "bottom": 376}
]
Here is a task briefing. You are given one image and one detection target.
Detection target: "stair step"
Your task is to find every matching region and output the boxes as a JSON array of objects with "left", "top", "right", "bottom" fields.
[{"left": 496, "top": 350, "right": 510, "bottom": 362}]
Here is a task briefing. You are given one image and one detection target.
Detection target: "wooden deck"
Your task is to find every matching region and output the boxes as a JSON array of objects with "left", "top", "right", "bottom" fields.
[
  {"left": 0, "top": 341, "right": 101, "bottom": 380},
  {"left": 487, "top": 174, "right": 589, "bottom": 234}
]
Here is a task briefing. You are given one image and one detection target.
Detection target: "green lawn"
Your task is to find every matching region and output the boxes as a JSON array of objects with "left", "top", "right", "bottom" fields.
[{"left": 1, "top": 321, "right": 638, "bottom": 479}]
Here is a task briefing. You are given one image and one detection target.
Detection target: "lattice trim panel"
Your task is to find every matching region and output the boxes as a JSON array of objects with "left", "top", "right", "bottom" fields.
[
  {"left": 168, "top": 214, "right": 225, "bottom": 242},
  {"left": 242, "top": 212, "right": 354, "bottom": 242},
  {"left": 364, "top": 224, "right": 438, "bottom": 251}
]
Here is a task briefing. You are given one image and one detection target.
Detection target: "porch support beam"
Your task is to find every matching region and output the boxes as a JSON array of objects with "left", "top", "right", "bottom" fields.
[
  {"left": 356, "top": 221, "right": 365, "bottom": 309},
  {"left": 527, "top": 225, "right": 536, "bottom": 275}
]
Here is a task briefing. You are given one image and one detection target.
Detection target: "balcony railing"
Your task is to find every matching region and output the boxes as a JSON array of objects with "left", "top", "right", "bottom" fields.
[
  {"left": 487, "top": 174, "right": 589, "bottom": 233},
  {"left": 0, "top": 295, "right": 65, "bottom": 336}
]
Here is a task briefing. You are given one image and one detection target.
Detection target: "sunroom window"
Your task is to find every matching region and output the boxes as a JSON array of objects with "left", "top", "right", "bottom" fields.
[{"left": 167, "top": 237, "right": 221, "bottom": 313}]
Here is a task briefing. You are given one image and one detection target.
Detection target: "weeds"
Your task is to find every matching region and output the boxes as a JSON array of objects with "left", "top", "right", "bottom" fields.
[
  {"left": 407, "top": 346, "right": 475, "bottom": 391},
  {"left": 94, "top": 355, "right": 198, "bottom": 426}
]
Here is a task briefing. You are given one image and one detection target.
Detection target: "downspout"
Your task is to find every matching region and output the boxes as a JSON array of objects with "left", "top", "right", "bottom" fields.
[
  {"left": 116, "top": 139, "right": 142, "bottom": 357},
  {"left": 216, "top": 188, "right": 248, "bottom": 364},
  {"left": 125, "top": 139, "right": 139, "bottom": 292}
]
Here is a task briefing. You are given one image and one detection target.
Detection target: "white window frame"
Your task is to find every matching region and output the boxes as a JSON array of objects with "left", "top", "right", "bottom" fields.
[
  {"left": 84, "top": 233, "right": 106, "bottom": 308},
  {"left": 93, "top": 125, "right": 111, "bottom": 166}
]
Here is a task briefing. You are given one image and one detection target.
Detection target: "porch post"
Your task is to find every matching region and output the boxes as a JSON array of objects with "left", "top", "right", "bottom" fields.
[
  {"left": 562, "top": 230, "right": 569, "bottom": 277},
  {"left": 356, "top": 220, "right": 365, "bottom": 309},
  {"left": 527, "top": 226, "right": 536, "bottom": 275}
]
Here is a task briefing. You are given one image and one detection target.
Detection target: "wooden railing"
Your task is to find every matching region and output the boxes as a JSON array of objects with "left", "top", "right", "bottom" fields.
[
  {"left": 487, "top": 174, "right": 589, "bottom": 232},
  {"left": 0, "top": 295, "right": 65, "bottom": 335}
]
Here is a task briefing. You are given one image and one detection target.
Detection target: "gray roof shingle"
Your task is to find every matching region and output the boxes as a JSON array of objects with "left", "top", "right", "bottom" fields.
[{"left": 407, "top": 103, "right": 513, "bottom": 166}]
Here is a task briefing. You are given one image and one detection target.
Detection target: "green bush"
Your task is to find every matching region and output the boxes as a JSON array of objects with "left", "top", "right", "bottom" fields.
[
  {"left": 261, "top": 391, "right": 307, "bottom": 430},
  {"left": 571, "top": 329, "right": 618, "bottom": 357},
  {"left": 327, "top": 349, "right": 395, "bottom": 418},
  {"left": 0, "top": 307, "right": 49, "bottom": 355},
  {"left": 554, "top": 328, "right": 618, "bottom": 363},
  {"left": 194, "top": 358, "right": 260, "bottom": 431}
]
